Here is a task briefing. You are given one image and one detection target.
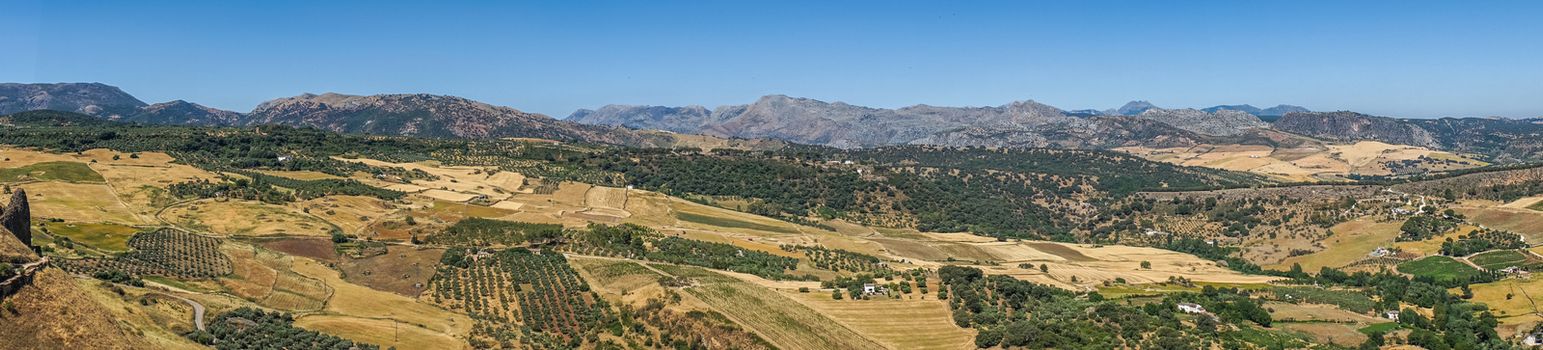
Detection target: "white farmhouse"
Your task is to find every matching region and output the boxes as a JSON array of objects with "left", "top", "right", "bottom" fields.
[{"left": 1177, "top": 303, "right": 1206, "bottom": 314}]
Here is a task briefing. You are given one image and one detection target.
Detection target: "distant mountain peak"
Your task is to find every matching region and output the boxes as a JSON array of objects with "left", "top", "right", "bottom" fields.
[{"left": 1114, "top": 100, "right": 1159, "bottom": 115}]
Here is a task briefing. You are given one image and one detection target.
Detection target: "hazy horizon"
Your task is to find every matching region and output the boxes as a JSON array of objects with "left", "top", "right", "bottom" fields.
[{"left": 4, "top": 1, "right": 1541, "bottom": 119}]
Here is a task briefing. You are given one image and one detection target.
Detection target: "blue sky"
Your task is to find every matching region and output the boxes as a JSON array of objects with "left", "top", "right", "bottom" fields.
[{"left": 3, "top": 1, "right": 1541, "bottom": 118}]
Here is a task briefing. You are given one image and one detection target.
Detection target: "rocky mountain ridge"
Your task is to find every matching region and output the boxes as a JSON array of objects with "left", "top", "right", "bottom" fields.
[
  {"left": 569, "top": 95, "right": 1269, "bottom": 148},
  {"left": 1276, "top": 111, "right": 1543, "bottom": 160}
]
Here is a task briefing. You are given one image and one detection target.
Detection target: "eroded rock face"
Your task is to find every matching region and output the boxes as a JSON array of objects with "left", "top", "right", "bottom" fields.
[{"left": 0, "top": 189, "right": 30, "bottom": 247}]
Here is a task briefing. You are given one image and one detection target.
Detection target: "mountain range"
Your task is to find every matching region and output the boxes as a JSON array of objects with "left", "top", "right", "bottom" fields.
[
  {"left": 0, "top": 83, "right": 669, "bottom": 146},
  {"left": 568, "top": 95, "right": 1282, "bottom": 149},
  {"left": 2, "top": 82, "right": 1539, "bottom": 160}
]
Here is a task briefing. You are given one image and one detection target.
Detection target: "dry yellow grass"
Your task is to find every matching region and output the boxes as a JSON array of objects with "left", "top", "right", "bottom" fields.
[
  {"left": 163, "top": 199, "right": 333, "bottom": 237},
  {"left": 666, "top": 266, "right": 887, "bottom": 350},
  {"left": 977, "top": 241, "right": 1280, "bottom": 289},
  {"left": 16, "top": 181, "right": 145, "bottom": 224},
  {"left": 296, "top": 315, "right": 466, "bottom": 350},
  {"left": 1, "top": 148, "right": 218, "bottom": 222},
  {"left": 290, "top": 258, "right": 473, "bottom": 337},
  {"left": 1394, "top": 225, "right": 1476, "bottom": 256},
  {"left": 1117, "top": 141, "right": 1484, "bottom": 182},
  {"left": 1278, "top": 322, "right": 1367, "bottom": 347},
  {"left": 298, "top": 195, "right": 394, "bottom": 234},
  {"left": 785, "top": 291, "right": 974, "bottom": 350},
  {"left": 1453, "top": 201, "right": 1543, "bottom": 242},
  {"left": 1265, "top": 302, "right": 1383, "bottom": 323},
  {"left": 1268, "top": 218, "right": 1402, "bottom": 271},
  {"left": 1466, "top": 277, "right": 1543, "bottom": 324},
  {"left": 218, "top": 243, "right": 330, "bottom": 312},
  {"left": 256, "top": 170, "right": 343, "bottom": 180},
  {"left": 338, "top": 157, "right": 527, "bottom": 199}
]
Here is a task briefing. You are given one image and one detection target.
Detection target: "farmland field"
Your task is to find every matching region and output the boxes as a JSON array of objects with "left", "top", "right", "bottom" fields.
[
  {"left": 1465, "top": 277, "right": 1543, "bottom": 323},
  {"left": 162, "top": 199, "right": 333, "bottom": 237},
  {"left": 16, "top": 181, "right": 144, "bottom": 224},
  {"left": 295, "top": 314, "right": 465, "bottom": 350},
  {"left": 56, "top": 229, "right": 234, "bottom": 280},
  {"left": 656, "top": 264, "right": 886, "bottom": 350},
  {"left": 786, "top": 291, "right": 974, "bottom": 349},
  {"left": 1397, "top": 256, "right": 1480, "bottom": 282},
  {"left": 1468, "top": 250, "right": 1531, "bottom": 270},
  {"left": 1268, "top": 218, "right": 1401, "bottom": 271},
  {"left": 677, "top": 211, "right": 799, "bottom": 234},
  {"left": 0, "top": 161, "right": 104, "bottom": 183},
  {"left": 39, "top": 222, "right": 139, "bottom": 252},
  {"left": 288, "top": 258, "right": 472, "bottom": 337}
]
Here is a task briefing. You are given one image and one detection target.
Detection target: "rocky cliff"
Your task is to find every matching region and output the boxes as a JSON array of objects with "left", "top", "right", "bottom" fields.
[{"left": 0, "top": 83, "right": 146, "bottom": 118}]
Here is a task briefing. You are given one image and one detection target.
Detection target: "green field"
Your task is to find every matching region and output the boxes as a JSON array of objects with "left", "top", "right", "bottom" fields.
[
  {"left": 0, "top": 161, "right": 105, "bottom": 183},
  {"left": 1467, "top": 250, "right": 1531, "bottom": 270},
  {"left": 1397, "top": 256, "right": 1480, "bottom": 282},
  {"left": 1358, "top": 322, "right": 1400, "bottom": 334},
  {"left": 1529, "top": 199, "right": 1543, "bottom": 211},
  {"left": 676, "top": 211, "right": 799, "bottom": 233},
  {"left": 43, "top": 222, "right": 141, "bottom": 251}
]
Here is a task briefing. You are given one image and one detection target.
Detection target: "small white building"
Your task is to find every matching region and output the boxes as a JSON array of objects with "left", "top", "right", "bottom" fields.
[
  {"left": 276, "top": 155, "right": 292, "bottom": 162},
  {"left": 1177, "top": 303, "right": 1206, "bottom": 314},
  {"left": 1525, "top": 330, "right": 1543, "bottom": 346},
  {"left": 1383, "top": 310, "right": 1400, "bottom": 321},
  {"left": 862, "top": 283, "right": 888, "bottom": 295},
  {"left": 1369, "top": 247, "right": 1392, "bottom": 258}
]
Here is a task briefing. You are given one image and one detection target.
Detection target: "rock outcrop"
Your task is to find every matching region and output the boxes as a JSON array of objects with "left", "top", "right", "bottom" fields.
[
  {"left": 0, "top": 189, "right": 29, "bottom": 248},
  {"left": 0, "top": 83, "right": 147, "bottom": 118},
  {"left": 1274, "top": 111, "right": 1439, "bottom": 148}
]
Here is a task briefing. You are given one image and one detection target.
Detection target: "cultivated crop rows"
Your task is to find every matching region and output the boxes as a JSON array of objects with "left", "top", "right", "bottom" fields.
[
  {"left": 58, "top": 228, "right": 232, "bottom": 279},
  {"left": 428, "top": 248, "right": 610, "bottom": 348}
]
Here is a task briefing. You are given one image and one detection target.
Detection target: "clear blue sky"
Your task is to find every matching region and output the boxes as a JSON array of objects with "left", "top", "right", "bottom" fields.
[{"left": 3, "top": 0, "right": 1541, "bottom": 118}]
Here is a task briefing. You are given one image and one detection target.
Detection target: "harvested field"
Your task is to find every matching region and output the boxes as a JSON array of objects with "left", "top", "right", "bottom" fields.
[
  {"left": 677, "top": 211, "right": 798, "bottom": 234},
  {"left": 257, "top": 237, "right": 338, "bottom": 262},
  {"left": 420, "top": 200, "right": 516, "bottom": 221},
  {"left": 219, "top": 243, "right": 330, "bottom": 312},
  {"left": 419, "top": 189, "right": 477, "bottom": 202},
  {"left": 296, "top": 315, "right": 465, "bottom": 350},
  {"left": 256, "top": 170, "right": 342, "bottom": 180},
  {"left": 1453, "top": 202, "right": 1543, "bottom": 242},
  {"left": 1466, "top": 277, "right": 1543, "bottom": 323},
  {"left": 786, "top": 291, "right": 974, "bottom": 350},
  {"left": 584, "top": 185, "right": 629, "bottom": 210},
  {"left": 290, "top": 258, "right": 473, "bottom": 337},
  {"left": 299, "top": 195, "right": 394, "bottom": 235},
  {"left": 16, "top": 181, "right": 144, "bottom": 224},
  {"left": 659, "top": 265, "right": 886, "bottom": 350},
  {"left": 1268, "top": 218, "right": 1401, "bottom": 271},
  {"left": 1265, "top": 302, "right": 1383, "bottom": 323},
  {"left": 336, "top": 245, "right": 443, "bottom": 297},
  {"left": 1279, "top": 322, "right": 1367, "bottom": 347},
  {"left": 570, "top": 256, "right": 680, "bottom": 307},
  {"left": 163, "top": 199, "right": 333, "bottom": 237},
  {"left": 338, "top": 157, "right": 527, "bottom": 198},
  {"left": 1118, "top": 141, "right": 1484, "bottom": 182}
]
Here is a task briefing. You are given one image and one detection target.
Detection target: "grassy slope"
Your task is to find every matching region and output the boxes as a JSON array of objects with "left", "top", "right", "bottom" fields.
[
  {"left": 1397, "top": 256, "right": 1479, "bottom": 281},
  {"left": 653, "top": 264, "right": 887, "bottom": 350},
  {"left": 0, "top": 161, "right": 104, "bottom": 182}
]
